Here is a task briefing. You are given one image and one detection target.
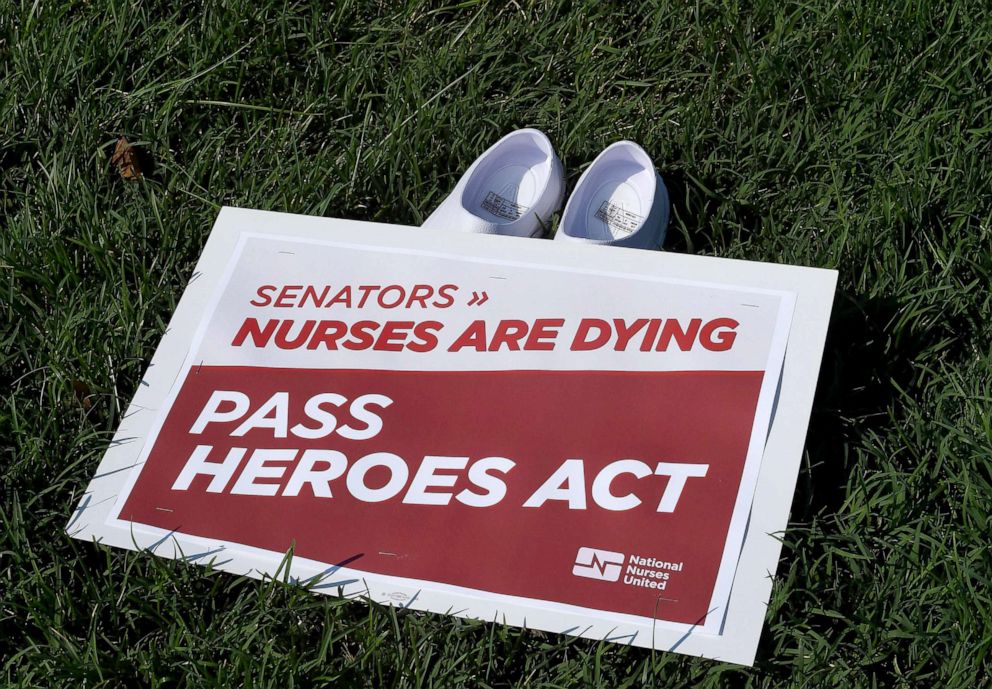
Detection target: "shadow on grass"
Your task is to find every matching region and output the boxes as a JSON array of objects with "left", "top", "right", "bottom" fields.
[
  {"left": 794, "top": 291, "right": 909, "bottom": 520},
  {"left": 662, "top": 168, "right": 760, "bottom": 255},
  {"left": 794, "top": 286, "right": 973, "bottom": 521},
  {"left": 751, "top": 284, "right": 975, "bottom": 669}
]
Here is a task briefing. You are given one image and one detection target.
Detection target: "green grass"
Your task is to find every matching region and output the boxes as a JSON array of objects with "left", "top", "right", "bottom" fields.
[{"left": 3, "top": 0, "right": 992, "bottom": 686}]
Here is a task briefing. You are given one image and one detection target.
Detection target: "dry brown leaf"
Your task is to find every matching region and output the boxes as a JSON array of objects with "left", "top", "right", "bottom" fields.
[
  {"left": 110, "top": 136, "right": 143, "bottom": 180},
  {"left": 71, "top": 379, "right": 93, "bottom": 410}
]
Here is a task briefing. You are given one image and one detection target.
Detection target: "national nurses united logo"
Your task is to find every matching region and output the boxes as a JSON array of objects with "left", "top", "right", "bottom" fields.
[
  {"left": 573, "top": 546, "right": 684, "bottom": 590},
  {"left": 572, "top": 547, "right": 625, "bottom": 582}
]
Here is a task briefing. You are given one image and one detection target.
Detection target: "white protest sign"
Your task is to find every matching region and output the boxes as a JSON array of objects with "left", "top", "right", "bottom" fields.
[{"left": 68, "top": 207, "right": 836, "bottom": 665}]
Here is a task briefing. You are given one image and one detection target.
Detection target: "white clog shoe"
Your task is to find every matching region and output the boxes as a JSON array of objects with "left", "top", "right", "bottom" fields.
[
  {"left": 422, "top": 128, "right": 565, "bottom": 238},
  {"left": 554, "top": 141, "right": 669, "bottom": 250}
]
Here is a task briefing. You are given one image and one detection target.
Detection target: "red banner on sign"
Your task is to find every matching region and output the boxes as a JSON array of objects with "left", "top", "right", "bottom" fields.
[{"left": 120, "top": 366, "right": 763, "bottom": 626}]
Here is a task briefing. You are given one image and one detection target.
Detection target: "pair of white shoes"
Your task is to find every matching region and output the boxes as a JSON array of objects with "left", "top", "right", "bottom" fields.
[{"left": 422, "top": 129, "right": 669, "bottom": 250}]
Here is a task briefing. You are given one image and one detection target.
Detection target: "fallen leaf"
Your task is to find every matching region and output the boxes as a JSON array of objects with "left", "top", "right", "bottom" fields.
[
  {"left": 110, "top": 136, "right": 143, "bottom": 180},
  {"left": 72, "top": 379, "right": 93, "bottom": 410}
]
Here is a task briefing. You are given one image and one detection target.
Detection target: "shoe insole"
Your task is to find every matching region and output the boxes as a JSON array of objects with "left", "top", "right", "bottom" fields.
[
  {"left": 476, "top": 164, "right": 539, "bottom": 223},
  {"left": 465, "top": 143, "right": 551, "bottom": 225},
  {"left": 579, "top": 164, "right": 653, "bottom": 241}
]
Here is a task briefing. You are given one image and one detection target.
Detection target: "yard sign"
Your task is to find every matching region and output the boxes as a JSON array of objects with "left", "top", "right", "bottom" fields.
[{"left": 68, "top": 207, "right": 836, "bottom": 665}]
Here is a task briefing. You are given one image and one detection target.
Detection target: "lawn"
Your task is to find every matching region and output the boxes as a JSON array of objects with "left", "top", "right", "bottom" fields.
[{"left": 2, "top": 0, "right": 992, "bottom": 686}]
